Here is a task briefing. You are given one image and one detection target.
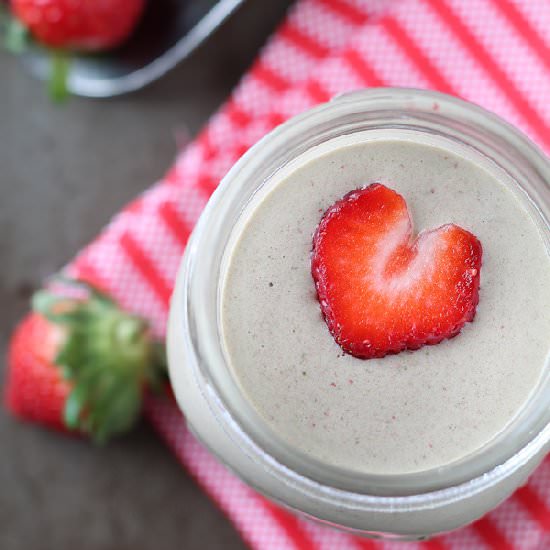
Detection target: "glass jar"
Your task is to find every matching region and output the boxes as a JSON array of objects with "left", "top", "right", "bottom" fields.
[{"left": 167, "top": 88, "right": 550, "bottom": 539}]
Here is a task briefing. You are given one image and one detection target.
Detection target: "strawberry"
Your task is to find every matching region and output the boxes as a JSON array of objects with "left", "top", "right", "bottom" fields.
[
  {"left": 311, "top": 183, "right": 482, "bottom": 359},
  {"left": 7, "top": 313, "right": 71, "bottom": 432},
  {"left": 11, "top": 0, "right": 145, "bottom": 50},
  {"left": 5, "top": 278, "right": 165, "bottom": 443},
  {"left": 5, "top": 0, "right": 145, "bottom": 100}
]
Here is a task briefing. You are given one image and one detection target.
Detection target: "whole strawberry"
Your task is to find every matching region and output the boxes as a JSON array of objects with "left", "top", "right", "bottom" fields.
[
  {"left": 5, "top": 0, "right": 145, "bottom": 99},
  {"left": 5, "top": 278, "right": 165, "bottom": 443},
  {"left": 11, "top": 0, "right": 145, "bottom": 50},
  {"left": 7, "top": 313, "right": 71, "bottom": 432}
]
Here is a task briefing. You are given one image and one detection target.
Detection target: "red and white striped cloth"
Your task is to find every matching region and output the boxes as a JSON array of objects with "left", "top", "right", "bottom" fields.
[{"left": 26, "top": 0, "right": 550, "bottom": 547}]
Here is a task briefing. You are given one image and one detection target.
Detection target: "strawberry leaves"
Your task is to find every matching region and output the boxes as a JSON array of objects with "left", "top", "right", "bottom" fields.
[
  {"left": 32, "top": 278, "right": 165, "bottom": 443},
  {"left": 4, "top": 17, "right": 28, "bottom": 54}
]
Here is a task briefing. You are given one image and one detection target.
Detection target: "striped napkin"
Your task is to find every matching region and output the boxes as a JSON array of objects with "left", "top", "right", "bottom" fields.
[{"left": 18, "top": 0, "right": 550, "bottom": 548}]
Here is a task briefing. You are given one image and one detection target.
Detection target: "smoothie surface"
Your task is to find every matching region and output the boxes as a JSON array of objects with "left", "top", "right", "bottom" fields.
[{"left": 221, "top": 130, "right": 550, "bottom": 475}]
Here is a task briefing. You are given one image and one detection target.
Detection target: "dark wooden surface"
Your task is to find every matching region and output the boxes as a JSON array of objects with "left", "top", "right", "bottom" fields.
[{"left": 0, "top": 2, "right": 293, "bottom": 548}]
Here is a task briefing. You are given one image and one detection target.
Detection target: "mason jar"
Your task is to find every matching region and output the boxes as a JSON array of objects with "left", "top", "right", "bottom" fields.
[{"left": 167, "top": 88, "right": 550, "bottom": 539}]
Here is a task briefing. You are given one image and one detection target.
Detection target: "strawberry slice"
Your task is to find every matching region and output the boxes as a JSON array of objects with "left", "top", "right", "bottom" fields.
[{"left": 311, "top": 183, "right": 482, "bottom": 359}]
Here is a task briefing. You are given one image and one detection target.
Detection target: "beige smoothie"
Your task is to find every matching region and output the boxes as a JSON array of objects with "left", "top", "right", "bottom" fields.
[{"left": 220, "top": 129, "right": 550, "bottom": 476}]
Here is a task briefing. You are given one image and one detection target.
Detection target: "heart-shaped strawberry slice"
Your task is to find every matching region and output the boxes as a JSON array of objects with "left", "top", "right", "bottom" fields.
[{"left": 311, "top": 183, "right": 482, "bottom": 359}]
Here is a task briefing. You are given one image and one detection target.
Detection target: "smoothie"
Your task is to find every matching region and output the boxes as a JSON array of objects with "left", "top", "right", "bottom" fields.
[{"left": 220, "top": 130, "right": 550, "bottom": 476}]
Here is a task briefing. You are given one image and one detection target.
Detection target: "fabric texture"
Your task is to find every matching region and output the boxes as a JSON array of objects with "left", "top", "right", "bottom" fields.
[{"left": 25, "top": 0, "right": 550, "bottom": 548}]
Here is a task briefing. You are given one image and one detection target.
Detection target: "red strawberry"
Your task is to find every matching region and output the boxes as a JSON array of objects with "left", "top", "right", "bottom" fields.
[
  {"left": 311, "top": 183, "right": 482, "bottom": 359},
  {"left": 11, "top": 0, "right": 145, "bottom": 50},
  {"left": 6, "top": 0, "right": 145, "bottom": 100},
  {"left": 5, "top": 278, "right": 165, "bottom": 443},
  {"left": 7, "top": 313, "right": 71, "bottom": 432}
]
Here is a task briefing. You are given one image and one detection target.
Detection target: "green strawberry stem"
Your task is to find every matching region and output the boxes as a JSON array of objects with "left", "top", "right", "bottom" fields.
[
  {"left": 1, "top": 7, "right": 70, "bottom": 102},
  {"left": 33, "top": 277, "right": 166, "bottom": 444},
  {"left": 4, "top": 18, "right": 28, "bottom": 53},
  {"left": 1, "top": 5, "right": 28, "bottom": 53},
  {"left": 48, "top": 50, "right": 70, "bottom": 102}
]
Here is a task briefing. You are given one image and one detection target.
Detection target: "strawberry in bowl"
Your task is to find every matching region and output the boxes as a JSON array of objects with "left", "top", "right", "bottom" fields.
[{"left": 4, "top": 0, "right": 145, "bottom": 99}]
